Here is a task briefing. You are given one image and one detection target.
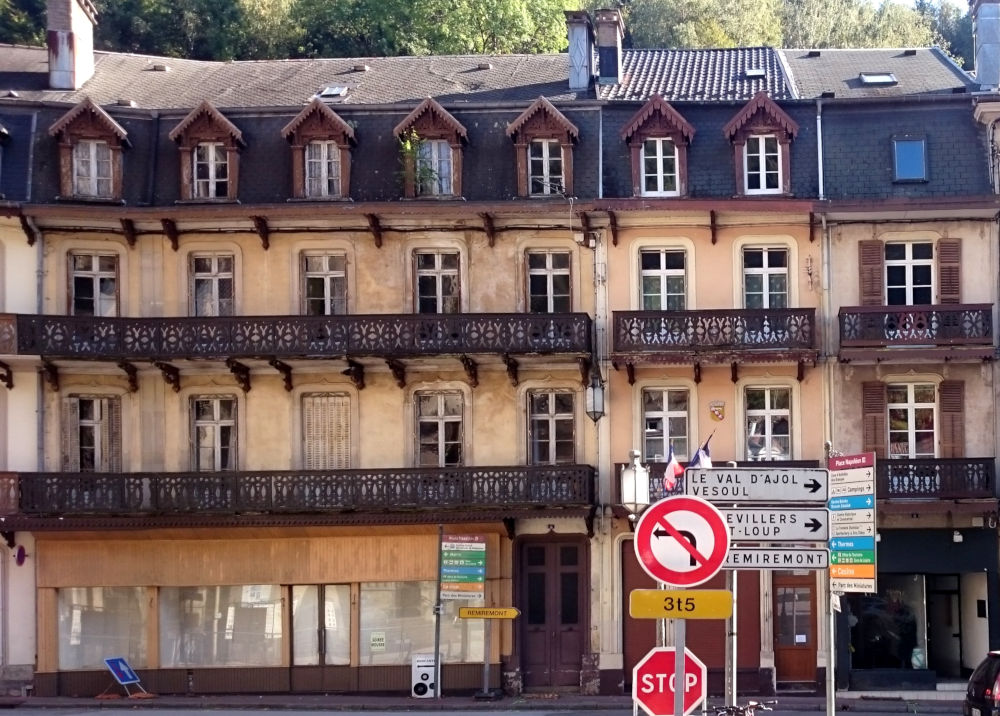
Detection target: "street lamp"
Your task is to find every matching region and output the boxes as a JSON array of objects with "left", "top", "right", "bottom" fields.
[
  {"left": 620, "top": 449, "right": 650, "bottom": 517},
  {"left": 585, "top": 371, "right": 605, "bottom": 422}
]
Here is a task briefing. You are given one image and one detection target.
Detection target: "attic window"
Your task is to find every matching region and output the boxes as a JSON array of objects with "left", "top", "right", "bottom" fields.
[
  {"left": 745, "top": 68, "right": 766, "bottom": 79},
  {"left": 807, "top": 50, "right": 821, "bottom": 58},
  {"left": 319, "top": 86, "right": 348, "bottom": 99},
  {"left": 860, "top": 72, "right": 897, "bottom": 86}
]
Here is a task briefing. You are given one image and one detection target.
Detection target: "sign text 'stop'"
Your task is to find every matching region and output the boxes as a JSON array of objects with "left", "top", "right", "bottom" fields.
[{"left": 684, "top": 467, "right": 829, "bottom": 502}]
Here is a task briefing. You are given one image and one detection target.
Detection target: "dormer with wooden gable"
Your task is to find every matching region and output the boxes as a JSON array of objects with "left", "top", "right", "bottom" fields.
[
  {"left": 506, "top": 97, "right": 579, "bottom": 198},
  {"left": 282, "top": 98, "right": 356, "bottom": 200},
  {"left": 48, "top": 97, "right": 128, "bottom": 201},
  {"left": 722, "top": 91, "right": 798, "bottom": 196},
  {"left": 393, "top": 98, "right": 467, "bottom": 199},
  {"left": 621, "top": 94, "right": 695, "bottom": 198},
  {"left": 168, "top": 100, "right": 245, "bottom": 201}
]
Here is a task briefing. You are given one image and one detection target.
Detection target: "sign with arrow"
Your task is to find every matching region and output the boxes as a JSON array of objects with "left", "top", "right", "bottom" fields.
[
  {"left": 827, "top": 453, "right": 877, "bottom": 594},
  {"left": 719, "top": 507, "right": 828, "bottom": 541},
  {"left": 685, "top": 468, "right": 828, "bottom": 503}
]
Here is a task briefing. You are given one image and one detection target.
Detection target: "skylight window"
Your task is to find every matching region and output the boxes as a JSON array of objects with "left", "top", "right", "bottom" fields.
[
  {"left": 859, "top": 72, "right": 897, "bottom": 86},
  {"left": 745, "top": 68, "right": 766, "bottom": 79},
  {"left": 318, "top": 86, "right": 348, "bottom": 99}
]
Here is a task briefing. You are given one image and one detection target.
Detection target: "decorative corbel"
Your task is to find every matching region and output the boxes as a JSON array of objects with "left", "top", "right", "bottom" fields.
[
  {"left": 117, "top": 361, "right": 138, "bottom": 393},
  {"left": 502, "top": 517, "right": 516, "bottom": 541},
  {"left": 577, "top": 357, "right": 590, "bottom": 387},
  {"left": 808, "top": 212, "right": 817, "bottom": 243},
  {"left": 41, "top": 361, "right": 59, "bottom": 392},
  {"left": 460, "top": 355, "right": 478, "bottom": 387},
  {"left": 161, "top": 219, "right": 180, "bottom": 251},
  {"left": 501, "top": 354, "right": 519, "bottom": 387},
  {"left": 710, "top": 210, "right": 718, "bottom": 245},
  {"left": 365, "top": 213, "right": 383, "bottom": 249},
  {"left": 694, "top": 362, "right": 702, "bottom": 384},
  {"left": 269, "top": 358, "right": 292, "bottom": 391},
  {"left": 0, "top": 531, "right": 13, "bottom": 549},
  {"left": 731, "top": 361, "right": 739, "bottom": 384},
  {"left": 120, "top": 218, "right": 137, "bottom": 248},
  {"left": 797, "top": 359, "right": 806, "bottom": 382},
  {"left": 252, "top": 216, "right": 270, "bottom": 250},
  {"left": 386, "top": 358, "right": 406, "bottom": 388},
  {"left": 625, "top": 363, "right": 635, "bottom": 385},
  {"left": 479, "top": 212, "right": 496, "bottom": 248},
  {"left": 226, "top": 358, "right": 251, "bottom": 392},
  {"left": 19, "top": 215, "right": 37, "bottom": 246},
  {"left": 0, "top": 360, "right": 12, "bottom": 390},
  {"left": 585, "top": 505, "right": 597, "bottom": 539},
  {"left": 153, "top": 361, "right": 181, "bottom": 392},
  {"left": 607, "top": 210, "right": 619, "bottom": 247},
  {"left": 343, "top": 359, "right": 365, "bottom": 389}
]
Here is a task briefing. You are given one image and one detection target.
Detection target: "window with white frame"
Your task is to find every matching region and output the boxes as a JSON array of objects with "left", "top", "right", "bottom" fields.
[
  {"left": 744, "top": 135, "right": 781, "bottom": 194},
  {"left": 885, "top": 242, "right": 933, "bottom": 306},
  {"left": 641, "top": 138, "right": 679, "bottom": 196},
  {"left": 416, "top": 392, "right": 463, "bottom": 467},
  {"left": 887, "top": 383, "right": 935, "bottom": 458},
  {"left": 72, "top": 139, "right": 112, "bottom": 197},
  {"left": 302, "top": 253, "right": 347, "bottom": 316},
  {"left": 301, "top": 392, "right": 351, "bottom": 469},
  {"left": 190, "top": 253, "right": 234, "bottom": 316},
  {"left": 743, "top": 248, "right": 788, "bottom": 309},
  {"left": 527, "top": 390, "right": 575, "bottom": 464},
  {"left": 529, "top": 139, "right": 563, "bottom": 195},
  {"left": 417, "top": 139, "right": 453, "bottom": 196},
  {"left": 526, "top": 250, "right": 571, "bottom": 313},
  {"left": 642, "top": 388, "right": 689, "bottom": 461},
  {"left": 191, "top": 396, "right": 237, "bottom": 471},
  {"left": 415, "top": 251, "right": 460, "bottom": 314},
  {"left": 640, "top": 249, "right": 686, "bottom": 310},
  {"left": 63, "top": 395, "right": 122, "bottom": 472},
  {"left": 193, "top": 141, "right": 229, "bottom": 198},
  {"left": 305, "top": 140, "right": 341, "bottom": 198},
  {"left": 70, "top": 253, "right": 118, "bottom": 316},
  {"left": 745, "top": 387, "right": 791, "bottom": 461}
]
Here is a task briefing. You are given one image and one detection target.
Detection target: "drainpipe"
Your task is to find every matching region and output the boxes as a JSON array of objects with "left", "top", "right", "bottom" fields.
[
  {"left": 29, "top": 217, "right": 45, "bottom": 476},
  {"left": 816, "top": 99, "right": 825, "bottom": 201}
]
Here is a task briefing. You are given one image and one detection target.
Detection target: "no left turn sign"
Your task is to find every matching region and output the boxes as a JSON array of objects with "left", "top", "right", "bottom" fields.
[{"left": 634, "top": 496, "right": 730, "bottom": 587}]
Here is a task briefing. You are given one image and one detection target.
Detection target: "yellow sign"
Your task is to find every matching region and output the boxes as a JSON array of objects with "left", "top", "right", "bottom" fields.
[
  {"left": 629, "top": 589, "right": 733, "bottom": 619},
  {"left": 458, "top": 607, "right": 521, "bottom": 619}
]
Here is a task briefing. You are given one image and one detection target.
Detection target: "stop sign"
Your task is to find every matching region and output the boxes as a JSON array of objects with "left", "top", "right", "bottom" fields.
[{"left": 632, "top": 647, "right": 707, "bottom": 716}]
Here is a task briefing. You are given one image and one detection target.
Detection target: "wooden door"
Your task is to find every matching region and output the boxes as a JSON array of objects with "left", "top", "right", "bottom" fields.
[
  {"left": 773, "top": 571, "right": 817, "bottom": 683},
  {"left": 519, "top": 539, "right": 586, "bottom": 689}
]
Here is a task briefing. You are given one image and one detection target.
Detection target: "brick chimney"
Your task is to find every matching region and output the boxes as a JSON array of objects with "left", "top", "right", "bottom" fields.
[
  {"left": 47, "top": 0, "right": 97, "bottom": 90},
  {"left": 565, "top": 10, "right": 595, "bottom": 91},
  {"left": 972, "top": 0, "right": 1000, "bottom": 89},
  {"left": 594, "top": 8, "right": 624, "bottom": 85}
]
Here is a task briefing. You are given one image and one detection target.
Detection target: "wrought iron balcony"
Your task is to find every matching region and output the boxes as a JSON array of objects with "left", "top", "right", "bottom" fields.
[
  {"left": 612, "top": 308, "right": 817, "bottom": 362},
  {"left": 876, "top": 458, "right": 995, "bottom": 500},
  {"left": 839, "top": 304, "right": 993, "bottom": 350},
  {"left": 0, "top": 465, "right": 596, "bottom": 521},
  {"left": 4, "top": 313, "right": 592, "bottom": 360}
]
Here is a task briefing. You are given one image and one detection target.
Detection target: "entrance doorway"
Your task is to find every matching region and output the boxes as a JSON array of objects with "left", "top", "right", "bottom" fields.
[
  {"left": 518, "top": 538, "right": 587, "bottom": 689},
  {"left": 773, "top": 571, "right": 817, "bottom": 684},
  {"left": 927, "top": 574, "right": 961, "bottom": 677}
]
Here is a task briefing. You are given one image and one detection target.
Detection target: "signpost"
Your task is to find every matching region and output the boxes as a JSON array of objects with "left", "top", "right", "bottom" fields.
[
  {"left": 633, "top": 647, "right": 707, "bottom": 716},
  {"left": 440, "top": 535, "right": 486, "bottom": 600},
  {"left": 827, "top": 453, "right": 877, "bottom": 593},
  {"left": 630, "top": 589, "right": 733, "bottom": 620},
  {"left": 719, "top": 507, "right": 829, "bottom": 541},
  {"left": 458, "top": 605, "right": 519, "bottom": 700},
  {"left": 684, "top": 467, "right": 829, "bottom": 502}
]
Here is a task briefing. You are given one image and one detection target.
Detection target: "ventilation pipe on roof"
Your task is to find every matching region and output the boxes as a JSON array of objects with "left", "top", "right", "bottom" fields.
[
  {"left": 594, "top": 8, "right": 624, "bottom": 85},
  {"left": 46, "top": 0, "right": 97, "bottom": 90},
  {"left": 565, "top": 10, "right": 595, "bottom": 91},
  {"left": 973, "top": 0, "right": 1000, "bottom": 90}
]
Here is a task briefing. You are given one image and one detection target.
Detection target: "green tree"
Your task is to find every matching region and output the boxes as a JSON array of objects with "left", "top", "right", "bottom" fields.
[
  {"left": 915, "top": 0, "right": 973, "bottom": 69},
  {"left": 0, "top": 0, "right": 45, "bottom": 45}
]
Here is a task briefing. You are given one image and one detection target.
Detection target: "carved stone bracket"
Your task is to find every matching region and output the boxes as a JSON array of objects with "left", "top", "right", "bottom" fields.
[
  {"left": 19, "top": 215, "right": 37, "bottom": 246},
  {"left": 710, "top": 210, "right": 718, "bottom": 245},
  {"left": 120, "top": 218, "right": 137, "bottom": 248},
  {"left": 585, "top": 505, "right": 597, "bottom": 539},
  {"left": 269, "top": 358, "right": 292, "bottom": 392},
  {"left": 797, "top": 359, "right": 806, "bottom": 382},
  {"left": 460, "top": 355, "right": 478, "bottom": 387},
  {"left": 503, "top": 517, "right": 516, "bottom": 541},
  {"left": 607, "top": 210, "right": 619, "bottom": 247},
  {"left": 226, "top": 358, "right": 252, "bottom": 392},
  {"left": 0, "top": 361, "right": 11, "bottom": 390},
  {"left": 117, "top": 361, "right": 138, "bottom": 392},
  {"left": 480, "top": 212, "right": 496, "bottom": 248},
  {"left": 365, "top": 213, "right": 383, "bottom": 249},
  {"left": 161, "top": 219, "right": 180, "bottom": 251},
  {"left": 41, "top": 361, "right": 59, "bottom": 392},
  {"left": 625, "top": 363, "right": 635, "bottom": 386},
  {"left": 343, "top": 359, "right": 365, "bottom": 389},
  {"left": 577, "top": 357, "right": 590, "bottom": 387},
  {"left": 731, "top": 361, "right": 739, "bottom": 384},
  {"left": 694, "top": 362, "right": 702, "bottom": 384},
  {"left": 153, "top": 361, "right": 181, "bottom": 392},
  {"left": 502, "top": 354, "right": 519, "bottom": 387},
  {"left": 252, "top": 215, "right": 270, "bottom": 250},
  {"left": 386, "top": 358, "right": 406, "bottom": 388}
]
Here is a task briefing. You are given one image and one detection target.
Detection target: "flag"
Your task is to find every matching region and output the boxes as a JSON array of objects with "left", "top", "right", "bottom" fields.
[
  {"left": 663, "top": 445, "right": 684, "bottom": 490},
  {"left": 687, "top": 434, "right": 713, "bottom": 470}
]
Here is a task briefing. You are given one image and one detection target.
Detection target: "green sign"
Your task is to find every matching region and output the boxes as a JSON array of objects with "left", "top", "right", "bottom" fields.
[
  {"left": 441, "top": 535, "right": 486, "bottom": 600},
  {"left": 830, "top": 550, "right": 875, "bottom": 564}
]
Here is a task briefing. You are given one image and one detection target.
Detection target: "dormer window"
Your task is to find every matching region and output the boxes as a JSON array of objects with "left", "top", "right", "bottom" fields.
[
  {"left": 529, "top": 139, "right": 563, "bottom": 195},
  {"left": 393, "top": 98, "right": 467, "bottom": 199},
  {"left": 723, "top": 92, "right": 798, "bottom": 197},
  {"left": 49, "top": 98, "right": 129, "bottom": 201},
  {"left": 621, "top": 95, "right": 694, "bottom": 198},
  {"left": 73, "top": 139, "right": 112, "bottom": 197},
  {"left": 193, "top": 142, "right": 229, "bottom": 198},
  {"left": 168, "top": 101, "right": 244, "bottom": 202},
  {"left": 744, "top": 134, "right": 781, "bottom": 194},
  {"left": 507, "top": 97, "right": 578, "bottom": 198},
  {"left": 282, "top": 99, "right": 355, "bottom": 200},
  {"left": 417, "top": 139, "right": 454, "bottom": 196},
  {"left": 306, "top": 140, "right": 341, "bottom": 197}
]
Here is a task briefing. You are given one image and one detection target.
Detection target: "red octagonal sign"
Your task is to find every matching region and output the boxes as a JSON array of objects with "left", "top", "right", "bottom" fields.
[{"left": 633, "top": 647, "right": 707, "bottom": 716}]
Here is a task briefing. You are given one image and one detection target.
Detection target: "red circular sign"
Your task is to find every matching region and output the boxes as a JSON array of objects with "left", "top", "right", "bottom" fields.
[
  {"left": 633, "top": 495, "right": 729, "bottom": 586},
  {"left": 633, "top": 647, "right": 707, "bottom": 716}
]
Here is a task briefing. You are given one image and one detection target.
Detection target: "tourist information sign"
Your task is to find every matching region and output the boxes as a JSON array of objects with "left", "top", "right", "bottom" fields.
[{"left": 827, "top": 453, "right": 877, "bottom": 593}]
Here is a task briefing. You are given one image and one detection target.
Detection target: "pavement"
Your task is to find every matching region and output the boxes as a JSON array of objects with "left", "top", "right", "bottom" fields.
[{"left": 0, "top": 691, "right": 966, "bottom": 712}]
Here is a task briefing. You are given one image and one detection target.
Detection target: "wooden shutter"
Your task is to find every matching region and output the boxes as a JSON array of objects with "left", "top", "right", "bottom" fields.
[
  {"left": 938, "top": 380, "right": 965, "bottom": 458},
  {"left": 62, "top": 398, "right": 81, "bottom": 471},
  {"left": 937, "top": 238, "right": 961, "bottom": 304},
  {"left": 861, "top": 382, "right": 887, "bottom": 459},
  {"left": 303, "top": 393, "right": 351, "bottom": 469},
  {"left": 858, "top": 240, "right": 884, "bottom": 306},
  {"left": 101, "top": 397, "right": 122, "bottom": 472}
]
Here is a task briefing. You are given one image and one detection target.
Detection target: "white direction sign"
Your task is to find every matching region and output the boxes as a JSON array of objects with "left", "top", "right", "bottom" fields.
[
  {"left": 685, "top": 467, "right": 829, "bottom": 503},
  {"left": 720, "top": 507, "right": 829, "bottom": 541},
  {"left": 827, "top": 452, "right": 877, "bottom": 594},
  {"left": 724, "top": 547, "right": 829, "bottom": 570}
]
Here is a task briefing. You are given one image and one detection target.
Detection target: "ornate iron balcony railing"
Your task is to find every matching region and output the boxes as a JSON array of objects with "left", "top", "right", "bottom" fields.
[
  {"left": 4, "top": 465, "right": 596, "bottom": 516},
  {"left": 5, "top": 313, "right": 592, "bottom": 360},
  {"left": 876, "top": 458, "right": 995, "bottom": 499},
  {"left": 613, "top": 309, "right": 816, "bottom": 355},
  {"left": 839, "top": 305, "right": 993, "bottom": 347}
]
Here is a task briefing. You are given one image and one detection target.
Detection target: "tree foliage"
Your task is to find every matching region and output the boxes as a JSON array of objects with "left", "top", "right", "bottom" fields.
[{"left": 0, "top": 0, "right": 45, "bottom": 45}]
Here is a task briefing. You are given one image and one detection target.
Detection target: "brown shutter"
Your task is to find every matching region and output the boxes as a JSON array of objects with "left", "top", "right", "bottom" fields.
[
  {"left": 102, "top": 396, "right": 122, "bottom": 472},
  {"left": 62, "top": 398, "right": 80, "bottom": 471},
  {"left": 303, "top": 393, "right": 351, "bottom": 469},
  {"left": 862, "top": 382, "right": 887, "bottom": 459},
  {"left": 938, "top": 380, "right": 965, "bottom": 458},
  {"left": 859, "top": 240, "right": 884, "bottom": 306},
  {"left": 937, "top": 238, "right": 961, "bottom": 304}
]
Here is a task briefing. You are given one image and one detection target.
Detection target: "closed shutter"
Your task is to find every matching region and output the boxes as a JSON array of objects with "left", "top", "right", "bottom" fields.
[
  {"left": 859, "top": 240, "right": 884, "bottom": 306},
  {"left": 862, "top": 381, "right": 887, "bottom": 459},
  {"left": 102, "top": 397, "right": 123, "bottom": 472},
  {"left": 937, "top": 238, "right": 961, "bottom": 304},
  {"left": 62, "top": 398, "right": 81, "bottom": 471},
  {"left": 303, "top": 393, "right": 351, "bottom": 469},
  {"left": 938, "top": 380, "right": 965, "bottom": 458}
]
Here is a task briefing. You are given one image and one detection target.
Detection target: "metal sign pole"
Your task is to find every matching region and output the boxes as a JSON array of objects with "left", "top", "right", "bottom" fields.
[
  {"left": 826, "top": 573, "right": 837, "bottom": 716},
  {"left": 481, "top": 619, "right": 491, "bottom": 698},
  {"left": 674, "top": 619, "right": 686, "bottom": 716},
  {"left": 726, "top": 570, "right": 737, "bottom": 706},
  {"left": 433, "top": 524, "right": 443, "bottom": 700}
]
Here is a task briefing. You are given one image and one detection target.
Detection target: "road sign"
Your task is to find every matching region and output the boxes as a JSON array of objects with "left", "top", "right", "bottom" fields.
[
  {"left": 827, "top": 453, "right": 877, "bottom": 594},
  {"left": 630, "top": 589, "right": 733, "bottom": 619},
  {"left": 458, "top": 607, "right": 520, "bottom": 619},
  {"left": 685, "top": 467, "right": 829, "bottom": 503},
  {"left": 719, "top": 507, "right": 828, "bottom": 541},
  {"left": 634, "top": 496, "right": 730, "bottom": 587},
  {"left": 633, "top": 647, "right": 707, "bottom": 716},
  {"left": 723, "top": 547, "right": 829, "bottom": 570},
  {"left": 440, "top": 534, "right": 486, "bottom": 601},
  {"left": 104, "top": 656, "right": 140, "bottom": 685}
]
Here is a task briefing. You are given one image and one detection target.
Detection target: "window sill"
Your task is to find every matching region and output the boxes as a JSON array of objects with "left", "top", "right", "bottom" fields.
[
  {"left": 55, "top": 196, "right": 126, "bottom": 205},
  {"left": 287, "top": 196, "right": 354, "bottom": 203},
  {"left": 175, "top": 198, "right": 242, "bottom": 205},
  {"left": 405, "top": 195, "right": 466, "bottom": 201},
  {"left": 892, "top": 178, "right": 929, "bottom": 184}
]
